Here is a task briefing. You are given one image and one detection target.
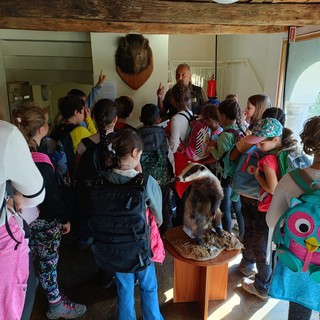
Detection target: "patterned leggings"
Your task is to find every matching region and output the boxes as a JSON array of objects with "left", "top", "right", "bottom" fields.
[{"left": 29, "top": 219, "right": 62, "bottom": 302}]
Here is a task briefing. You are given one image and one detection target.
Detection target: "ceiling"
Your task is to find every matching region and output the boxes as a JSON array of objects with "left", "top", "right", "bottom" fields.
[
  {"left": 0, "top": 0, "right": 320, "bottom": 35},
  {"left": 0, "top": 0, "right": 319, "bottom": 86}
]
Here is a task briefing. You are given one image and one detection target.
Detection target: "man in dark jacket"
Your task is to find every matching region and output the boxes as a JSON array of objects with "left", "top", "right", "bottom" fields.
[{"left": 157, "top": 63, "right": 208, "bottom": 120}]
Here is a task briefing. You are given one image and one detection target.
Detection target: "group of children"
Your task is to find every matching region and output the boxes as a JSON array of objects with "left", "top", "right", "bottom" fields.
[
  {"left": 162, "top": 83, "right": 319, "bottom": 319},
  {"left": 10, "top": 87, "right": 169, "bottom": 319},
  {"left": 5, "top": 75, "right": 320, "bottom": 320}
]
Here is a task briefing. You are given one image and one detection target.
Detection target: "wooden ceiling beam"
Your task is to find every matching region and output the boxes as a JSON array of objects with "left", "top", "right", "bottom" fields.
[
  {"left": 0, "top": 1, "right": 319, "bottom": 34},
  {"left": 0, "top": 18, "right": 288, "bottom": 34}
]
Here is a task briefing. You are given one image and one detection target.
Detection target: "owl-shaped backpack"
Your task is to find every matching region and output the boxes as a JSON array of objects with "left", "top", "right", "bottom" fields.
[{"left": 273, "top": 168, "right": 320, "bottom": 283}]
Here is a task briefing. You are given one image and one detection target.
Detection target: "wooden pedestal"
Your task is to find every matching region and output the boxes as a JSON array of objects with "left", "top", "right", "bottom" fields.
[{"left": 165, "top": 240, "right": 240, "bottom": 320}]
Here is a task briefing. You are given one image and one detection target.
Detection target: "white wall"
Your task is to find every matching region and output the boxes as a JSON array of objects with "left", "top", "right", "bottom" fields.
[
  {"left": 169, "top": 35, "right": 215, "bottom": 62},
  {"left": 90, "top": 33, "right": 168, "bottom": 127},
  {"left": 218, "top": 33, "right": 284, "bottom": 108},
  {"left": 0, "top": 30, "right": 286, "bottom": 123}
]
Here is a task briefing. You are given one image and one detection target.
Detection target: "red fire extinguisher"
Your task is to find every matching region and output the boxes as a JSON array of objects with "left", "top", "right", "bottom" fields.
[{"left": 207, "top": 75, "right": 216, "bottom": 99}]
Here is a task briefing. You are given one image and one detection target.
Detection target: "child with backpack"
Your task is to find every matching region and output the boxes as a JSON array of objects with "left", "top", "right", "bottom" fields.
[
  {"left": 267, "top": 116, "right": 320, "bottom": 319},
  {"left": 0, "top": 117, "right": 45, "bottom": 320},
  {"left": 51, "top": 95, "right": 97, "bottom": 155},
  {"left": 75, "top": 98, "right": 118, "bottom": 285},
  {"left": 89, "top": 129, "right": 164, "bottom": 320},
  {"left": 49, "top": 95, "right": 97, "bottom": 242},
  {"left": 166, "top": 80, "right": 194, "bottom": 225},
  {"left": 185, "top": 103, "right": 222, "bottom": 162},
  {"left": 239, "top": 117, "right": 298, "bottom": 301},
  {"left": 13, "top": 105, "right": 86, "bottom": 319},
  {"left": 138, "top": 103, "right": 173, "bottom": 234},
  {"left": 207, "top": 99, "right": 246, "bottom": 240}
]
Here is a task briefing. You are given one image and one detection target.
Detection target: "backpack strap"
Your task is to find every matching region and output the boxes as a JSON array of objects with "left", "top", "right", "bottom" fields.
[
  {"left": 289, "top": 168, "right": 315, "bottom": 193},
  {"left": 127, "top": 173, "right": 149, "bottom": 187},
  {"left": 1, "top": 183, "right": 24, "bottom": 250},
  {"left": 81, "top": 137, "right": 96, "bottom": 149},
  {"left": 31, "top": 152, "right": 55, "bottom": 171},
  {"left": 177, "top": 110, "right": 193, "bottom": 123},
  {"left": 223, "top": 128, "right": 238, "bottom": 135}
]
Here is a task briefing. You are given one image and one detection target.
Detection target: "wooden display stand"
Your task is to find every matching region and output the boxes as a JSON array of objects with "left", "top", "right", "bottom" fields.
[{"left": 165, "top": 235, "right": 240, "bottom": 320}]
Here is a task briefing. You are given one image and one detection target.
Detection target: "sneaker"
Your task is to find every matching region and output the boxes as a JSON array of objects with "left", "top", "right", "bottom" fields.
[
  {"left": 239, "top": 263, "right": 258, "bottom": 277},
  {"left": 46, "top": 296, "right": 86, "bottom": 319},
  {"left": 233, "top": 223, "right": 239, "bottom": 231},
  {"left": 241, "top": 277, "right": 268, "bottom": 301}
]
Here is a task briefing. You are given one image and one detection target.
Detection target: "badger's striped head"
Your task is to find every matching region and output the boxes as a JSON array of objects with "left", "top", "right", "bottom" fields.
[{"left": 176, "top": 162, "right": 213, "bottom": 182}]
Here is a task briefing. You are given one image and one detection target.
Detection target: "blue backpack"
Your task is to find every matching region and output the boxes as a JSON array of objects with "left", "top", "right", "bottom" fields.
[
  {"left": 231, "top": 146, "right": 264, "bottom": 200},
  {"left": 273, "top": 169, "right": 320, "bottom": 283},
  {"left": 232, "top": 147, "right": 312, "bottom": 200}
]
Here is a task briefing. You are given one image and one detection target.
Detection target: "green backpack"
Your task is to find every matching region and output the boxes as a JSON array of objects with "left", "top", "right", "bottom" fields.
[{"left": 140, "top": 150, "right": 171, "bottom": 186}]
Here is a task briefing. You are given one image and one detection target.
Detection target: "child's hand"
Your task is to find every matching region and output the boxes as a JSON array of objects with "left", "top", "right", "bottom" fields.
[
  {"left": 61, "top": 222, "right": 71, "bottom": 235},
  {"left": 255, "top": 167, "right": 265, "bottom": 180},
  {"left": 84, "top": 107, "right": 91, "bottom": 119},
  {"left": 97, "top": 70, "right": 106, "bottom": 86},
  {"left": 206, "top": 140, "right": 217, "bottom": 151},
  {"left": 13, "top": 192, "right": 24, "bottom": 213}
]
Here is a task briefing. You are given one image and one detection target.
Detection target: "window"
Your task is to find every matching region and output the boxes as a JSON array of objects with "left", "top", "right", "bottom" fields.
[{"left": 277, "top": 30, "right": 320, "bottom": 142}]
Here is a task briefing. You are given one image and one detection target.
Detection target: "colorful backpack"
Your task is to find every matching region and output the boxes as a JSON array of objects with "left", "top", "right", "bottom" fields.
[
  {"left": 185, "top": 119, "right": 210, "bottom": 161},
  {"left": 231, "top": 146, "right": 265, "bottom": 199},
  {"left": 273, "top": 169, "right": 320, "bottom": 283},
  {"left": 278, "top": 148, "right": 312, "bottom": 177},
  {"left": 140, "top": 150, "right": 170, "bottom": 186}
]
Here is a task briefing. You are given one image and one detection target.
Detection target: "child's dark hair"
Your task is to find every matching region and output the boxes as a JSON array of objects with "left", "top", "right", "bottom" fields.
[
  {"left": 300, "top": 116, "right": 320, "bottom": 156},
  {"left": 218, "top": 99, "right": 246, "bottom": 136},
  {"left": 140, "top": 103, "right": 160, "bottom": 126},
  {"left": 59, "top": 95, "right": 85, "bottom": 119},
  {"left": 92, "top": 99, "right": 118, "bottom": 149},
  {"left": 12, "top": 104, "right": 47, "bottom": 151},
  {"left": 67, "top": 89, "right": 86, "bottom": 99},
  {"left": 225, "top": 94, "right": 238, "bottom": 101},
  {"left": 280, "top": 127, "right": 297, "bottom": 151},
  {"left": 201, "top": 103, "right": 219, "bottom": 122},
  {"left": 115, "top": 96, "right": 134, "bottom": 119},
  {"left": 171, "top": 80, "right": 191, "bottom": 112},
  {"left": 107, "top": 129, "right": 144, "bottom": 169},
  {"left": 262, "top": 107, "right": 286, "bottom": 126}
]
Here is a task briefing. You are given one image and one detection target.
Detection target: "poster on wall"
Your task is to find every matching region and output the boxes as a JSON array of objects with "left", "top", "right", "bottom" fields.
[{"left": 99, "top": 81, "right": 116, "bottom": 101}]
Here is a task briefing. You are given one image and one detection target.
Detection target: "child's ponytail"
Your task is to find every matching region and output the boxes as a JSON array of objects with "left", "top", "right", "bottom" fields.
[{"left": 281, "top": 127, "right": 298, "bottom": 152}]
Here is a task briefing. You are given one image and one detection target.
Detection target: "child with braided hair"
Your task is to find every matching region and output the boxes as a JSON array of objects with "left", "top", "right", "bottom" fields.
[{"left": 75, "top": 99, "right": 118, "bottom": 286}]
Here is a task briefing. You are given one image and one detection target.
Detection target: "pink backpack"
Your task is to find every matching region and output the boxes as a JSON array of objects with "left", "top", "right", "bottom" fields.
[{"left": 185, "top": 119, "right": 210, "bottom": 161}]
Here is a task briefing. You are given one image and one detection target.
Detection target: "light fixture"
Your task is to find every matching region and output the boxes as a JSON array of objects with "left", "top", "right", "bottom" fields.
[{"left": 213, "top": 0, "right": 239, "bottom": 4}]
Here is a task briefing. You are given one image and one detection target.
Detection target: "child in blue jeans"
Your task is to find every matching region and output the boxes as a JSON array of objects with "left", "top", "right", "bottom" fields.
[{"left": 95, "top": 129, "right": 164, "bottom": 320}]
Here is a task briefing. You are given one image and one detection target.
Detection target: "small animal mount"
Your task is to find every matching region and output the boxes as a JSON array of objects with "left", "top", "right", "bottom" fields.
[
  {"left": 176, "top": 162, "right": 224, "bottom": 246},
  {"left": 115, "top": 34, "right": 153, "bottom": 90}
]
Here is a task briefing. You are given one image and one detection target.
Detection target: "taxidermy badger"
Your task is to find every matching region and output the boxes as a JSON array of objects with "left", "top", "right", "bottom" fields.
[{"left": 176, "top": 163, "right": 224, "bottom": 245}]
